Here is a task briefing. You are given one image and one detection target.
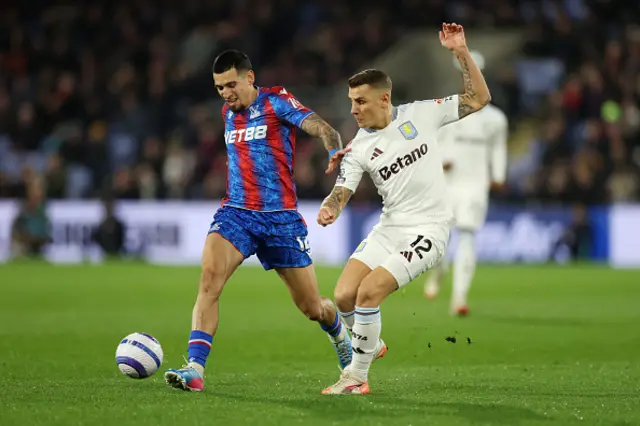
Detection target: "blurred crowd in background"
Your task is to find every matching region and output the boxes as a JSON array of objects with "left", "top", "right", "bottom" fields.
[{"left": 1, "top": 0, "right": 640, "bottom": 209}]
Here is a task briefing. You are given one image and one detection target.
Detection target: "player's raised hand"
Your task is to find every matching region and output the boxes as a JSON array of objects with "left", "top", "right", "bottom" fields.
[
  {"left": 326, "top": 146, "right": 352, "bottom": 174},
  {"left": 439, "top": 23, "right": 467, "bottom": 53},
  {"left": 317, "top": 206, "right": 338, "bottom": 227}
]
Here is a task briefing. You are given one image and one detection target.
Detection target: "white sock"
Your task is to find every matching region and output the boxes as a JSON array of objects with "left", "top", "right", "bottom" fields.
[
  {"left": 338, "top": 309, "right": 355, "bottom": 334},
  {"left": 452, "top": 230, "right": 477, "bottom": 306},
  {"left": 187, "top": 362, "right": 205, "bottom": 377},
  {"left": 350, "top": 306, "right": 381, "bottom": 381}
]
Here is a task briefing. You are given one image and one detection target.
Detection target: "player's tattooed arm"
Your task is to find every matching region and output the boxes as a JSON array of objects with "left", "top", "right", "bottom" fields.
[
  {"left": 456, "top": 50, "right": 491, "bottom": 119},
  {"left": 323, "top": 186, "right": 353, "bottom": 213},
  {"left": 300, "top": 113, "right": 343, "bottom": 152},
  {"left": 318, "top": 186, "right": 353, "bottom": 226},
  {"left": 440, "top": 23, "right": 491, "bottom": 118}
]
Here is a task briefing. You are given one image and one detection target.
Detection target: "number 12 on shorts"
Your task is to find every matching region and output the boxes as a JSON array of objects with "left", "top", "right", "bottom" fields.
[{"left": 400, "top": 235, "right": 432, "bottom": 263}]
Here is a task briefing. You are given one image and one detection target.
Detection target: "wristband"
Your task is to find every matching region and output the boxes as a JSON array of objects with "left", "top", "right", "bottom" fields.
[{"left": 328, "top": 149, "right": 339, "bottom": 160}]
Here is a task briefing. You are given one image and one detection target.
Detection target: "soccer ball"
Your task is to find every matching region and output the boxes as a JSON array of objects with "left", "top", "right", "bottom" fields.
[{"left": 115, "top": 332, "right": 164, "bottom": 379}]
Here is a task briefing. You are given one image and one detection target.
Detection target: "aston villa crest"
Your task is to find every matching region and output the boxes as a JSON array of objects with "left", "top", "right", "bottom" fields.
[{"left": 398, "top": 121, "right": 418, "bottom": 140}]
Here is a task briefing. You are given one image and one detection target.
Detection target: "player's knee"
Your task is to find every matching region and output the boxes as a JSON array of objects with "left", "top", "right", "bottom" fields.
[
  {"left": 355, "top": 278, "right": 387, "bottom": 308},
  {"left": 334, "top": 282, "right": 358, "bottom": 313}
]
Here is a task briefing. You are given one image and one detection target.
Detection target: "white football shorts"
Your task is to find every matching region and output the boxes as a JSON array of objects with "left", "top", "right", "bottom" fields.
[
  {"left": 351, "top": 221, "right": 453, "bottom": 288},
  {"left": 450, "top": 195, "right": 488, "bottom": 231}
]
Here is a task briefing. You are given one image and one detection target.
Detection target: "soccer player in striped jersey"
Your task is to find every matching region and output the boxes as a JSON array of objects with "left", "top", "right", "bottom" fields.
[{"left": 164, "top": 50, "right": 352, "bottom": 392}]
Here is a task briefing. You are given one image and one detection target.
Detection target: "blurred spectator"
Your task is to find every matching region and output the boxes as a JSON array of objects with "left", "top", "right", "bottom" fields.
[
  {"left": 11, "top": 177, "right": 51, "bottom": 258},
  {"left": 553, "top": 204, "right": 594, "bottom": 262},
  {"left": 608, "top": 165, "right": 640, "bottom": 202},
  {"left": 163, "top": 141, "right": 194, "bottom": 199},
  {"left": 44, "top": 153, "right": 66, "bottom": 198},
  {"left": 112, "top": 167, "right": 140, "bottom": 200},
  {"left": 92, "top": 198, "right": 126, "bottom": 257}
]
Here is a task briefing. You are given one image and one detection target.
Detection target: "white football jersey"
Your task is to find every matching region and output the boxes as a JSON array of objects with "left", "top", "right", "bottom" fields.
[
  {"left": 439, "top": 103, "right": 508, "bottom": 198},
  {"left": 336, "top": 95, "right": 460, "bottom": 227}
]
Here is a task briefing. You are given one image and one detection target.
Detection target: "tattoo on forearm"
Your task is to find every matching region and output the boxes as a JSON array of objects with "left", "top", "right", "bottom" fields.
[
  {"left": 322, "top": 186, "right": 353, "bottom": 216},
  {"left": 457, "top": 55, "right": 476, "bottom": 119},
  {"left": 300, "top": 113, "right": 343, "bottom": 151}
]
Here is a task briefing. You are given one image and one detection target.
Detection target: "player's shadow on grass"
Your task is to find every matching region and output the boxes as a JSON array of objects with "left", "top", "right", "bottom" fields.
[{"left": 209, "top": 391, "right": 549, "bottom": 424}]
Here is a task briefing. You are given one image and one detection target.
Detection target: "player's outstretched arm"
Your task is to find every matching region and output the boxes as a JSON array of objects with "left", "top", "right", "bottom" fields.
[
  {"left": 439, "top": 23, "right": 491, "bottom": 119},
  {"left": 300, "top": 113, "right": 342, "bottom": 152},
  {"left": 317, "top": 186, "right": 353, "bottom": 227},
  {"left": 300, "top": 113, "right": 347, "bottom": 173}
]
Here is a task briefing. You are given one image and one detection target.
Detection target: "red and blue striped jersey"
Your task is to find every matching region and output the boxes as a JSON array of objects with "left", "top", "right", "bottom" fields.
[{"left": 221, "top": 86, "right": 314, "bottom": 211}]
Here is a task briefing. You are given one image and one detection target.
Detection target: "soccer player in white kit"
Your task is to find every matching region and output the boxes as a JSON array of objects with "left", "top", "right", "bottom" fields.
[
  {"left": 424, "top": 51, "right": 508, "bottom": 316},
  {"left": 316, "top": 23, "right": 491, "bottom": 395}
]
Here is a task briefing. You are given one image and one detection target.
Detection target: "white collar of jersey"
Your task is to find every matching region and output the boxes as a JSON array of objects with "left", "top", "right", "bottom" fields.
[{"left": 363, "top": 106, "right": 398, "bottom": 133}]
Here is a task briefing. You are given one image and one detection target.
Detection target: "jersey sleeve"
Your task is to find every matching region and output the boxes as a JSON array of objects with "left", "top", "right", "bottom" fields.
[
  {"left": 335, "top": 149, "right": 364, "bottom": 193},
  {"left": 269, "top": 88, "right": 315, "bottom": 127},
  {"left": 490, "top": 111, "right": 508, "bottom": 184},
  {"left": 411, "top": 95, "right": 460, "bottom": 128}
]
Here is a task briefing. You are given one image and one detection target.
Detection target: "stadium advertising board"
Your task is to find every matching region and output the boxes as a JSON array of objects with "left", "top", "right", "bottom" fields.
[
  {"left": 609, "top": 204, "right": 640, "bottom": 268},
  {"left": 0, "top": 201, "right": 350, "bottom": 266},
  {"left": 0, "top": 201, "right": 622, "bottom": 266},
  {"left": 348, "top": 204, "right": 579, "bottom": 263}
]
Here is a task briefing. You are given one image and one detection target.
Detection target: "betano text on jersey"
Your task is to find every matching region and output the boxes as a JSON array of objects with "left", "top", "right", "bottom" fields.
[{"left": 336, "top": 95, "right": 460, "bottom": 227}]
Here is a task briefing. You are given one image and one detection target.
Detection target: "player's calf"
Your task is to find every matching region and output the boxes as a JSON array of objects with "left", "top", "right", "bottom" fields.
[
  {"left": 183, "top": 257, "right": 229, "bottom": 376},
  {"left": 334, "top": 277, "right": 388, "bottom": 368},
  {"left": 334, "top": 285, "right": 358, "bottom": 332},
  {"left": 296, "top": 298, "right": 324, "bottom": 322},
  {"left": 334, "top": 259, "right": 371, "bottom": 330},
  {"left": 193, "top": 267, "right": 226, "bottom": 328},
  {"left": 276, "top": 267, "right": 352, "bottom": 369},
  {"left": 350, "top": 268, "right": 396, "bottom": 378},
  {"left": 165, "top": 233, "right": 244, "bottom": 392},
  {"left": 355, "top": 271, "right": 396, "bottom": 308}
]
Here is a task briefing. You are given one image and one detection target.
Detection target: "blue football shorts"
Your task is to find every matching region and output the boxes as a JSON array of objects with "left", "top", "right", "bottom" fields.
[{"left": 208, "top": 206, "right": 312, "bottom": 270}]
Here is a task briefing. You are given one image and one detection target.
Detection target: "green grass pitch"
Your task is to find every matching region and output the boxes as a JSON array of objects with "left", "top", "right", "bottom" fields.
[{"left": 1, "top": 262, "right": 639, "bottom": 426}]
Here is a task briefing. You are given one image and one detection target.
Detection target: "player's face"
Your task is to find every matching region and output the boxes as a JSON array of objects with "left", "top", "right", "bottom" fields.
[
  {"left": 213, "top": 68, "right": 256, "bottom": 112},
  {"left": 348, "top": 85, "right": 390, "bottom": 129}
]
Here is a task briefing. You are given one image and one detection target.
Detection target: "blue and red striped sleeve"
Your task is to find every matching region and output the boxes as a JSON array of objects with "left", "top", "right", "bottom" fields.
[{"left": 267, "top": 87, "right": 314, "bottom": 127}]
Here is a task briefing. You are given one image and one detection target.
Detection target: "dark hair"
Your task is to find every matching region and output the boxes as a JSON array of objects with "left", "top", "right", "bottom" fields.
[
  {"left": 212, "top": 49, "right": 252, "bottom": 74},
  {"left": 348, "top": 69, "right": 392, "bottom": 90}
]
